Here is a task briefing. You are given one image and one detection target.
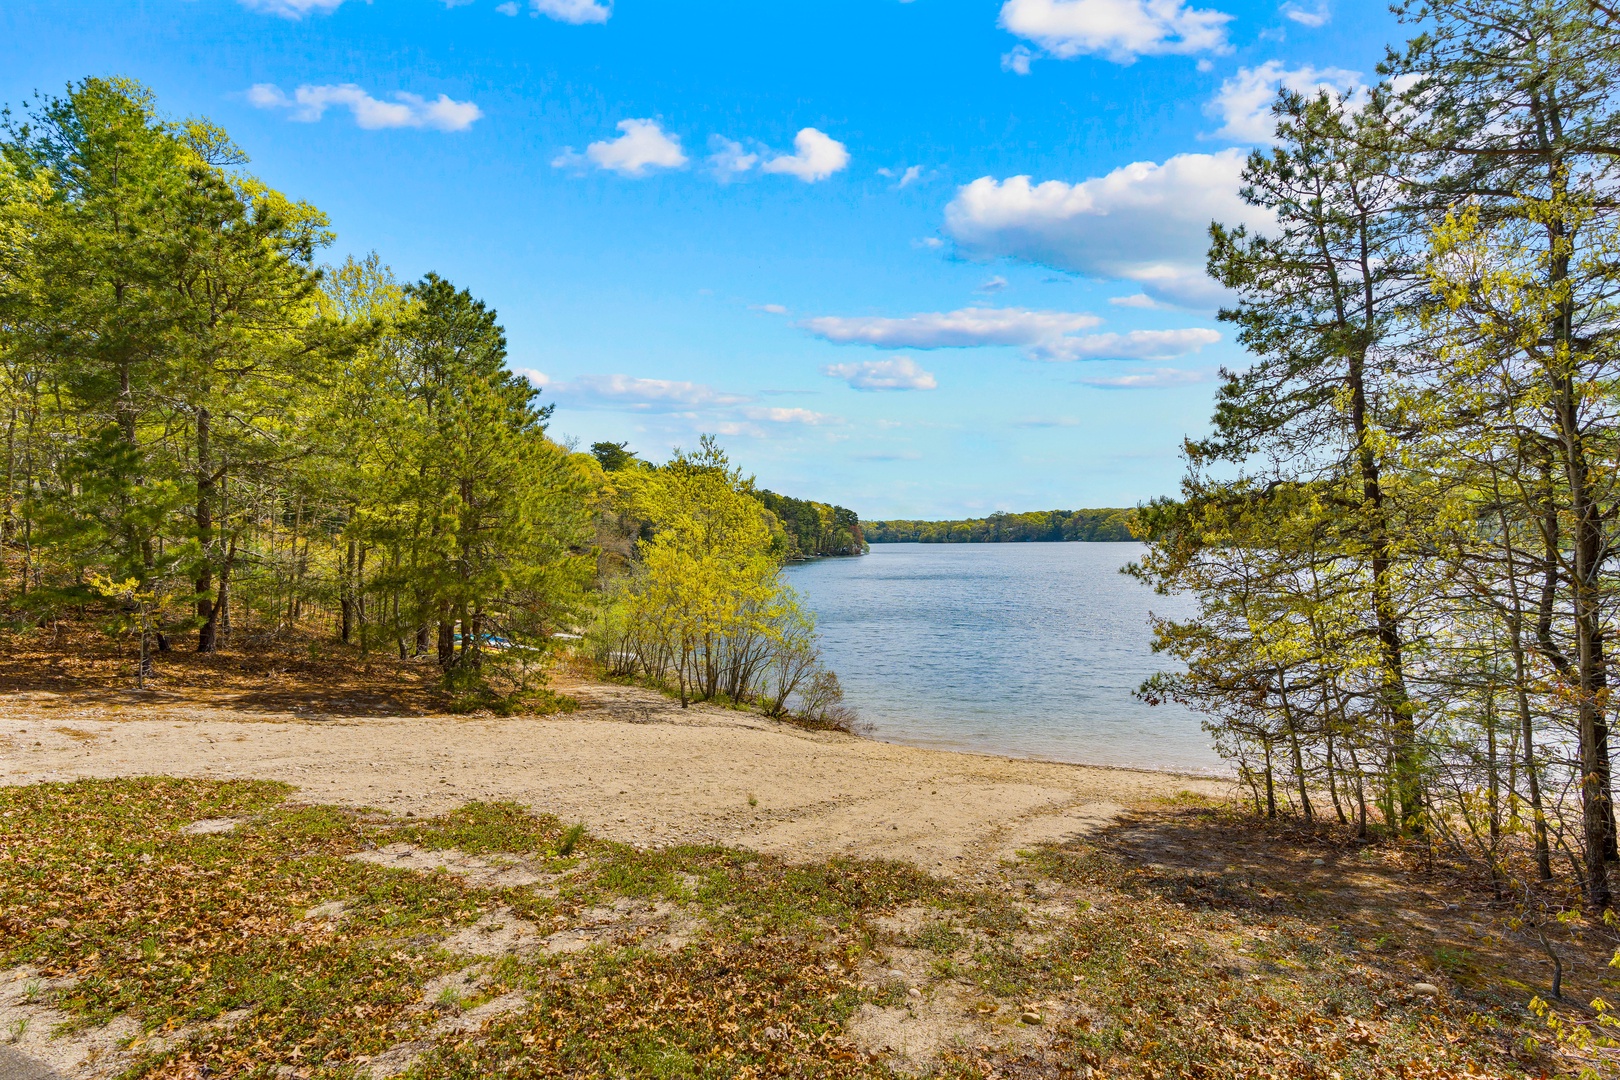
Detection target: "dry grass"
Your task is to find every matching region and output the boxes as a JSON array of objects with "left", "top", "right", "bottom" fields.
[
  {"left": 2, "top": 777, "right": 1606, "bottom": 1079},
  {"left": 0, "top": 620, "right": 572, "bottom": 719}
]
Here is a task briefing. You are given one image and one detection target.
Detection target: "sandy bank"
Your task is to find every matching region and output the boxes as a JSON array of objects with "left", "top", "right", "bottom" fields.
[{"left": 0, "top": 677, "right": 1231, "bottom": 876}]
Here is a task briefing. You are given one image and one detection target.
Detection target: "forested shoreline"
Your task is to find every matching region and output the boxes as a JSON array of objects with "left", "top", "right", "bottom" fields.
[
  {"left": 0, "top": 78, "right": 856, "bottom": 723},
  {"left": 1132, "top": 0, "right": 1620, "bottom": 920},
  {"left": 865, "top": 508, "right": 1136, "bottom": 544}
]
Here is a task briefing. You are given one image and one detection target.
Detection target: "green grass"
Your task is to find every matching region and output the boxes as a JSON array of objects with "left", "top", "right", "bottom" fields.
[{"left": 0, "top": 778, "right": 1570, "bottom": 1079}]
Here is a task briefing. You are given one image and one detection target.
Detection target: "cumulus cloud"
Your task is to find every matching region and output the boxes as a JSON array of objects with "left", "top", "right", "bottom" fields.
[
  {"left": 762, "top": 128, "right": 849, "bottom": 182},
  {"left": 823, "top": 358, "right": 939, "bottom": 392},
  {"left": 998, "top": 0, "right": 1233, "bottom": 64},
  {"left": 878, "top": 164, "right": 925, "bottom": 188},
  {"left": 1079, "top": 367, "right": 1209, "bottom": 388},
  {"left": 531, "top": 0, "right": 611, "bottom": 22},
  {"left": 803, "top": 307, "right": 1101, "bottom": 353},
  {"left": 1281, "top": 1, "right": 1330, "bottom": 26},
  {"left": 238, "top": 0, "right": 345, "bottom": 17},
  {"left": 1002, "top": 45, "right": 1036, "bottom": 74},
  {"left": 556, "top": 119, "right": 688, "bottom": 177},
  {"left": 707, "top": 136, "right": 758, "bottom": 181},
  {"left": 1206, "top": 61, "right": 1364, "bottom": 142},
  {"left": 1109, "top": 293, "right": 1162, "bottom": 309},
  {"left": 247, "top": 84, "right": 482, "bottom": 131},
  {"left": 943, "top": 149, "right": 1271, "bottom": 307}
]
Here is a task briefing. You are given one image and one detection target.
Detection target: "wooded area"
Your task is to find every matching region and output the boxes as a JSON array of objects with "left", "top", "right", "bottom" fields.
[
  {"left": 865, "top": 508, "right": 1136, "bottom": 544},
  {"left": 1133, "top": 0, "right": 1620, "bottom": 919},
  {"left": 0, "top": 79, "right": 854, "bottom": 720}
]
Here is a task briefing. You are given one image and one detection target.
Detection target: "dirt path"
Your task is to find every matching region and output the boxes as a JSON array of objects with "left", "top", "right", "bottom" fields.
[{"left": 0, "top": 677, "right": 1229, "bottom": 875}]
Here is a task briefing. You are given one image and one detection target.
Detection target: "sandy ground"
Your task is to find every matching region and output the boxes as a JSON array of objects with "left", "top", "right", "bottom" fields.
[{"left": 0, "top": 677, "right": 1230, "bottom": 876}]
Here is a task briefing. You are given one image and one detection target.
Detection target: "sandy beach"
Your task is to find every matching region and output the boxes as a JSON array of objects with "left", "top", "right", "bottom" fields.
[{"left": 0, "top": 675, "right": 1230, "bottom": 876}]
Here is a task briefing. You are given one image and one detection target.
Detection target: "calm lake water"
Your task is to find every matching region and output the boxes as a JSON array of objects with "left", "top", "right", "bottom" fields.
[{"left": 783, "top": 542, "right": 1221, "bottom": 774}]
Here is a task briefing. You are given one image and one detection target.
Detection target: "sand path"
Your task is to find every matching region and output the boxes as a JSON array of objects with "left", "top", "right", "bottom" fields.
[{"left": 0, "top": 678, "right": 1229, "bottom": 875}]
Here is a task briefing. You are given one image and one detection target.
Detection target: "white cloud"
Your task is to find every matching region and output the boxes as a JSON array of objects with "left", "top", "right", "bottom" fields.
[
  {"left": 823, "top": 358, "right": 940, "bottom": 392},
  {"left": 753, "top": 303, "right": 790, "bottom": 315},
  {"left": 238, "top": 0, "right": 344, "bottom": 17},
  {"left": 762, "top": 128, "right": 849, "bottom": 183},
  {"left": 544, "top": 374, "right": 749, "bottom": 411},
  {"left": 998, "top": 0, "right": 1233, "bottom": 65},
  {"left": 914, "top": 237, "right": 945, "bottom": 250},
  {"left": 943, "top": 149, "right": 1271, "bottom": 307},
  {"left": 1039, "top": 327, "right": 1220, "bottom": 361},
  {"left": 557, "top": 119, "right": 688, "bottom": 177},
  {"left": 1079, "top": 367, "right": 1209, "bottom": 388},
  {"left": 1280, "top": 1, "right": 1330, "bottom": 27},
  {"left": 741, "top": 406, "right": 836, "bottom": 425},
  {"left": 531, "top": 372, "right": 843, "bottom": 436},
  {"left": 805, "top": 307, "right": 1217, "bottom": 362},
  {"left": 978, "top": 276, "right": 1009, "bottom": 294},
  {"left": 531, "top": 0, "right": 611, "bottom": 23},
  {"left": 247, "top": 83, "right": 482, "bottom": 131},
  {"left": 707, "top": 136, "right": 759, "bottom": 181},
  {"left": 1206, "top": 61, "right": 1364, "bottom": 143},
  {"left": 496, "top": 1, "right": 519, "bottom": 13},
  {"left": 1109, "top": 293, "right": 1162, "bottom": 309},
  {"left": 1013, "top": 416, "right": 1082, "bottom": 427},
  {"left": 1002, "top": 45, "right": 1036, "bottom": 74},
  {"left": 803, "top": 307, "right": 1102, "bottom": 355},
  {"left": 878, "top": 164, "right": 925, "bottom": 188}
]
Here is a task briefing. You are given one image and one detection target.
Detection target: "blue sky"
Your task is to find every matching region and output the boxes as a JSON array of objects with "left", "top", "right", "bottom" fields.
[{"left": 1, "top": 0, "right": 1402, "bottom": 518}]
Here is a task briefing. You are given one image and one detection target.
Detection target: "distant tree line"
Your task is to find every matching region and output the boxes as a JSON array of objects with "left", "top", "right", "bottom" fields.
[
  {"left": 753, "top": 490, "right": 866, "bottom": 558},
  {"left": 864, "top": 509, "right": 1137, "bottom": 544},
  {"left": 592, "top": 442, "right": 865, "bottom": 559}
]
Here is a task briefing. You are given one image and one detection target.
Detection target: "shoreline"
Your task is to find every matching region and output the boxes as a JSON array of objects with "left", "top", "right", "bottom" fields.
[
  {"left": 0, "top": 674, "right": 1233, "bottom": 877},
  {"left": 853, "top": 729, "right": 1230, "bottom": 780}
]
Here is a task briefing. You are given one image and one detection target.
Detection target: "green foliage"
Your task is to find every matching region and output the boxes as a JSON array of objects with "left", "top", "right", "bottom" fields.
[
  {"left": 752, "top": 489, "right": 866, "bottom": 557},
  {"left": 1133, "top": 0, "right": 1620, "bottom": 927},
  {"left": 865, "top": 508, "right": 1137, "bottom": 543},
  {"left": 0, "top": 79, "right": 594, "bottom": 679},
  {"left": 590, "top": 440, "right": 640, "bottom": 473},
  {"left": 585, "top": 437, "right": 844, "bottom": 720}
]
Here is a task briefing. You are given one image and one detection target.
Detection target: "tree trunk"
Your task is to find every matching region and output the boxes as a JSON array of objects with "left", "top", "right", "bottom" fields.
[
  {"left": 437, "top": 610, "right": 454, "bottom": 670},
  {"left": 1262, "top": 737, "right": 1277, "bottom": 819},
  {"left": 195, "top": 407, "right": 217, "bottom": 652},
  {"left": 1546, "top": 180, "right": 1614, "bottom": 907},
  {"left": 1347, "top": 343, "right": 1418, "bottom": 832},
  {"left": 1278, "top": 669, "right": 1313, "bottom": 821},
  {"left": 341, "top": 538, "right": 356, "bottom": 644},
  {"left": 357, "top": 544, "right": 368, "bottom": 655}
]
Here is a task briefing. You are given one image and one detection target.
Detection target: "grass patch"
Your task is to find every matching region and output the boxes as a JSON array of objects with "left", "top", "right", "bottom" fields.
[
  {"left": 445, "top": 685, "right": 580, "bottom": 717},
  {"left": 0, "top": 778, "right": 1580, "bottom": 1078}
]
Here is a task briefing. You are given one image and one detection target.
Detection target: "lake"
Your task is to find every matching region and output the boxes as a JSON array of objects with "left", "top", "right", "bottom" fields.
[{"left": 783, "top": 542, "right": 1221, "bottom": 773}]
